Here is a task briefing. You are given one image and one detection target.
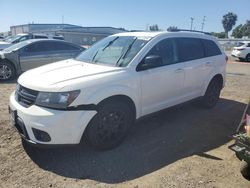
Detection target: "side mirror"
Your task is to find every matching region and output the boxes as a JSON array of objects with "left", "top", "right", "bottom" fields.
[{"left": 137, "top": 55, "right": 163, "bottom": 71}]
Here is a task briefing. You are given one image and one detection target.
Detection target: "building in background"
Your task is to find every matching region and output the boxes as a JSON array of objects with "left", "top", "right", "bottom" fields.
[
  {"left": 57, "top": 26, "right": 126, "bottom": 46},
  {"left": 10, "top": 23, "right": 78, "bottom": 35},
  {"left": 10, "top": 24, "right": 127, "bottom": 46}
]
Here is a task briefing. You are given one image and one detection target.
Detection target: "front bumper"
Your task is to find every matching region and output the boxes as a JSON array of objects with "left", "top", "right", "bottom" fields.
[{"left": 9, "top": 92, "right": 97, "bottom": 145}]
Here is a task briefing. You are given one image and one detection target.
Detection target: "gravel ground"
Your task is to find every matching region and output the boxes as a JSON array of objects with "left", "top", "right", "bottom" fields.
[{"left": 0, "top": 58, "right": 250, "bottom": 188}]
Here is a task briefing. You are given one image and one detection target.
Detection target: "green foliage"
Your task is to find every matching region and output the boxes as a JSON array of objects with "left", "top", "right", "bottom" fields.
[
  {"left": 167, "top": 26, "right": 178, "bottom": 32},
  {"left": 222, "top": 12, "right": 238, "bottom": 38},
  {"left": 232, "top": 20, "right": 250, "bottom": 38},
  {"left": 232, "top": 24, "right": 243, "bottom": 38},
  {"left": 149, "top": 24, "right": 160, "bottom": 31},
  {"left": 211, "top": 32, "right": 227, "bottom": 38}
]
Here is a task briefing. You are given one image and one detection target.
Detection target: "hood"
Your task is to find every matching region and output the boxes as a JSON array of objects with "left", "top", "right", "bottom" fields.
[{"left": 18, "top": 59, "right": 123, "bottom": 91}]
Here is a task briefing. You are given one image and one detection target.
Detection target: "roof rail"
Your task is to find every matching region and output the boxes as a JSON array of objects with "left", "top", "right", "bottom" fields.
[{"left": 170, "top": 29, "right": 212, "bottom": 35}]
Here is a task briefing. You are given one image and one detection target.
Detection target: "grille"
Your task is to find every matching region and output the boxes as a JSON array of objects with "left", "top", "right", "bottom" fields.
[{"left": 15, "top": 84, "right": 39, "bottom": 108}]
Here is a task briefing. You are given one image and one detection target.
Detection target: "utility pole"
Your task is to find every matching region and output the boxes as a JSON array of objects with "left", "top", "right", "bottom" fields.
[
  {"left": 190, "top": 17, "right": 194, "bottom": 30},
  {"left": 201, "top": 16, "right": 206, "bottom": 31}
]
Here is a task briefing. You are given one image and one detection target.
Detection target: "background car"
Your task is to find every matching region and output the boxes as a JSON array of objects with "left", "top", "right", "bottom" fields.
[
  {"left": 0, "top": 33, "right": 64, "bottom": 50},
  {"left": 0, "top": 39, "right": 85, "bottom": 81},
  {"left": 231, "top": 41, "right": 250, "bottom": 62}
]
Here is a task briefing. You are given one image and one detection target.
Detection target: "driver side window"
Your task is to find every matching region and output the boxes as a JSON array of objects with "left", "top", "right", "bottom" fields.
[{"left": 146, "top": 38, "right": 178, "bottom": 66}]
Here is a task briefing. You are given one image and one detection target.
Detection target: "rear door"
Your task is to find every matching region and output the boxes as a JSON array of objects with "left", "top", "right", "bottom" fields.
[
  {"left": 175, "top": 37, "right": 209, "bottom": 99},
  {"left": 51, "top": 41, "right": 83, "bottom": 59}
]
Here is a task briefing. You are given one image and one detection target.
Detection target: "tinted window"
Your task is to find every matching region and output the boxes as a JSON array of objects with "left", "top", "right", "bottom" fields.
[
  {"left": 24, "top": 42, "right": 55, "bottom": 53},
  {"left": 34, "top": 35, "right": 48, "bottom": 39},
  {"left": 176, "top": 38, "right": 204, "bottom": 62},
  {"left": 202, "top": 39, "right": 222, "bottom": 57},
  {"left": 146, "top": 38, "right": 177, "bottom": 66},
  {"left": 52, "top": 42, "right": 80, "bottom": 51},
  {"left": 247, "top": 43, "right": 250, "bottom": 47}
]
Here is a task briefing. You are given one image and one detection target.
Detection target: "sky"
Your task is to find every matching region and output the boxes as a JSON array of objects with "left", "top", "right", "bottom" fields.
[{"left": 0, "top": 0, "right": 249, "bottom": 33}]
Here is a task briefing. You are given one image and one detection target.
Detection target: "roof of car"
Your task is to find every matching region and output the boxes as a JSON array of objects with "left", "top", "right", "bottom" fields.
[
  {"left": 113, "top": 31, "right": 214, "bottom": 39},
  {"left": 24, "top": 39, "right": 68, "bottom": 43}
]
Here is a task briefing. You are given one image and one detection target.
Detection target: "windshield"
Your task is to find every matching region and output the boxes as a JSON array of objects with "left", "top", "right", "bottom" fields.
[
  {"left": 3, "top": 40, "right": 32, "bottom": 52},
  {"left": 76, "top": 35, "right": 150, "bottom": 67},
  {"left": 5, "top": 35, "right": 24, "bottom": 43}
]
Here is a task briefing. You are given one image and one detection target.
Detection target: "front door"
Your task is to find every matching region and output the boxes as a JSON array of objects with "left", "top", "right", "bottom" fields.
[{"left": 138, "top": 38, "right": 185, "bottom": 116}]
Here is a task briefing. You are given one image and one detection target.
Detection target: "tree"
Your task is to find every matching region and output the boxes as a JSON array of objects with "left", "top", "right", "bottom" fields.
[
  {"left": 232, "top": 24, "right": 243, "bottom": 38},
  {"left": 232, "top": 20, "right": 250, "bottom": 38},
  {"left": 242, "top": 20, "right": 250, "bottom": 38},
  {"left": 222, "top": 12, "right": 237, "bottom": 38},
  {"left": 167, "top": 26, "right": 178, "bottom": 32},
  {"left": 149, "top": 24, "right": 159, "bottom": 31}
]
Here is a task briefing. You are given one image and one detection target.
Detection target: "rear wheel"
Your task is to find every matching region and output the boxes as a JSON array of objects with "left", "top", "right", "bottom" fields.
[
  {"left": 0, "top": 62, "right": 15, "bottom": 81},
  {"left": 200, "top": 79, "right": 222, "bottom": 108},
  {"left": 246, "top": 54, "right": 250, "bottom": 62},
  {"left": 239, "top": 57, "right": 245, "bottom": 62},
  {"left": 240, "top": 161, "right": 250, "bottom": 180},
  {"left": 85, "top": 100, "right": 134, "bottom": 150}
]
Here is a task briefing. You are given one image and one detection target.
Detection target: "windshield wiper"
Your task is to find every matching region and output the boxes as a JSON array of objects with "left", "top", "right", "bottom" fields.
[
  {"left": 102, "top": 37, "right": 119, "bottom": 51},
  {"left": 91, "top": 37, "right": 119, "bottom": 63},
  {"left": 91, "top": 49, "right": 99, "bottom": 62},
  {"left": 116, "top": 38, "right": 137, "bottom": 66}
]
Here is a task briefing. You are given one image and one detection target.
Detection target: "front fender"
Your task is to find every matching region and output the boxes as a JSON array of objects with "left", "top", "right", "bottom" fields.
[{"left": 78, "top": 84, "right": 141, "bottom": 118}]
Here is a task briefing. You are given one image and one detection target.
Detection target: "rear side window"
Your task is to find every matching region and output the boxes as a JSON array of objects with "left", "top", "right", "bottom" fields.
[
  {"left": 24, "top": 41, "right": 58, "bottom": 53},
  {"left": 34, "top": 35, "right": 48, "bottom": 39},
  {"left": 52, "top": 42, "right": 80, "bottom": 51},
  {"left": 202, "top": 39, "right": 222, "bottom": 57},
  {"left": 176, "top": 38, "right": 204, "bottom": 62}
]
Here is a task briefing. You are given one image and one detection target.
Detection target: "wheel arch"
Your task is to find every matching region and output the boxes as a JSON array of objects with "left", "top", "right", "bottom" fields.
[
  {"left": 97, "top": 94, "right": 137, "bottom": 121},
  {"left": 202, "top": 73, "right": 224, "bottom": 96}
]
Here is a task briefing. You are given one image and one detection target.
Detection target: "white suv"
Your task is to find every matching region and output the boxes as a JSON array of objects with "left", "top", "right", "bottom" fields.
[
  {"left": 9, "top": 31, "right": 227, "bottom": 150},
  {"left": 231, "top": 41, "right": 250, "bottom": 62}
]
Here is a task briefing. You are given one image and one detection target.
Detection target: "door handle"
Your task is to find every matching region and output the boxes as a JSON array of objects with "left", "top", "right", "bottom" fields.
[{"left": 175, "top": 68, "right": 184, "bottom": 73}]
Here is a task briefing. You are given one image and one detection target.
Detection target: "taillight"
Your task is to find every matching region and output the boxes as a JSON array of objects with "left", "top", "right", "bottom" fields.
[{"left": 237, "top": 48, "right": 245, "bottom": 51}]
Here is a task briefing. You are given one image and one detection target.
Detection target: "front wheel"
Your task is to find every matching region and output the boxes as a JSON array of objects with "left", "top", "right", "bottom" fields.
[
  {"left": 0, "top": 62, "right": 15, "bottom": 81},
  {"left": 85, "top": 100, "right": 134, "bottom": 150},
  {"left": 200, "top": 79, "right": 221, "bottom": 108}
]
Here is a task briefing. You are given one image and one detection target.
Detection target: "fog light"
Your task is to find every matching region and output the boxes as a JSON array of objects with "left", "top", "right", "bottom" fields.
[{"left": 32, "top": 128, "right": 51, "bottom": 142}]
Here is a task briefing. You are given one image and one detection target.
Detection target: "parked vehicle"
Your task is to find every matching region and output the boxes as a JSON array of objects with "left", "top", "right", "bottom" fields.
[
  {"left": 231, "top": 41, "right": 250, "bottom": 62},
  {"left": 229, "top": 101, "right": 250, "bottom": 179},
  {"left": 0, "top": 33, "right": 49, "bottom": 50},
  {"left": 0, "top": 39, "right": 85, "bottom": 80},
  {"left": 9, "top": 30, "right": 227, "bottom": 150}
]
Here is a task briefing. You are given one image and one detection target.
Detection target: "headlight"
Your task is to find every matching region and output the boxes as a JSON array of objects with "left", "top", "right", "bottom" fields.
[{"left": 35, "top": 90, "right": 80, "bottom": 109}]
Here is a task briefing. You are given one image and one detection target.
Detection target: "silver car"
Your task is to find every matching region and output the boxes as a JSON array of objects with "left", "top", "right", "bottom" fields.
[{"left": 0, "top": 39, "right": 85, "bottom": 81}]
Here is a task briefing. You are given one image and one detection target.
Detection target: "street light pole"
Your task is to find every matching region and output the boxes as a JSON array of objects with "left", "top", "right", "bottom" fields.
[
  {"left": 201, "top": 16, "right": 206, "bottom": 31},
  {"left": 190, "top": 17, "right": 194, "bottom": 30}
]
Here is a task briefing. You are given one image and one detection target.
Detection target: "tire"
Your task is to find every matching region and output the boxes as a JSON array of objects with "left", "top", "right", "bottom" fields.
[
  {"left": 240, "top": 161, "right": 250, "bottom": 180},
  {"left": 239, "top": 58, "right": 245, "bottom": 62},
  {"left": 85, "top": 100, "right": 134, "bottom": 150},
  {"left": 246, "top": 54, "right": 250, "bottom": 62},
  {"left": 200, "top": 79, "right": 221, "bottom": 108},
  {"left": 0, "top": 61, "right": 15, "bottom": 81}
]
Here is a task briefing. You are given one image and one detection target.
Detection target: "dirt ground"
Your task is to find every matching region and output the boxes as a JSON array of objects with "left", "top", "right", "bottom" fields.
[{"left": 0, "top": 58, "right": 250, "bottom": 188}]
